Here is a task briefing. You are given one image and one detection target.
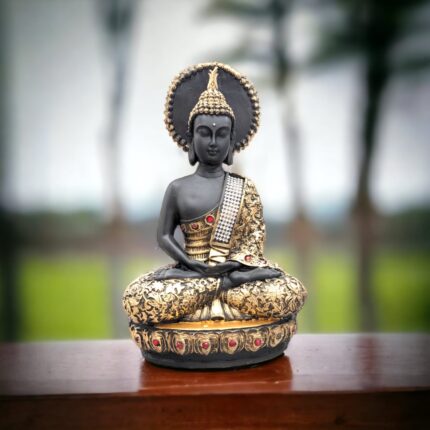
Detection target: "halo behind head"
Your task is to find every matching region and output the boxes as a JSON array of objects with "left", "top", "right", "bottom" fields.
[{"left": 164, "top": 62, "right": 260, "bottom": 152}]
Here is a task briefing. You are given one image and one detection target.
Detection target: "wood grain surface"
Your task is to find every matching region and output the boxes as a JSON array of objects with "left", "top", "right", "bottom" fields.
[{"left": 1, "top": 334, "right": 429, "bottom": 429}]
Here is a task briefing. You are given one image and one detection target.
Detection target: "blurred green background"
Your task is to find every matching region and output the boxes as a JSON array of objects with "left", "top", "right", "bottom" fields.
[
  {"left": 1, "top": 0, "right": 430, "bottom": 341},
  {"left": 14, "top": 247, "right": 430, "bottom": 340}
]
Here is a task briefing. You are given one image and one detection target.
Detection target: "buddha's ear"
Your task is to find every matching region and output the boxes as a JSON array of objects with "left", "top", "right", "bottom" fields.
[
  {"left": 186, "top": 130, "right": 198, "bottom": 165},
  {"left": 224, "top": 144, "right": 234, "bottom": 166},
  {"left": 188, "top": 142, "right": 197, "bottom": 166},
  {"left": 224, "top": 128, "right": 236, "bottom": 166}
]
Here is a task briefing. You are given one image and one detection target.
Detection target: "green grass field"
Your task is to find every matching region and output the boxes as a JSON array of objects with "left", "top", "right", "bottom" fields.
[{"left": 2, "top": 247, "right": 429, "bottom": 340}]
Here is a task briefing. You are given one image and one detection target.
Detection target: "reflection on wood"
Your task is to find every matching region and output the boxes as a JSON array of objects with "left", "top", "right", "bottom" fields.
[{"left": 1, "top": 334, "right": 429, "bottom": 429}]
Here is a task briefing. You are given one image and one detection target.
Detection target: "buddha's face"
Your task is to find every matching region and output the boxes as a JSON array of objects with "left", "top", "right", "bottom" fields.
[{"left": 192, "top": 114, "right": 233, "bottom": 166}]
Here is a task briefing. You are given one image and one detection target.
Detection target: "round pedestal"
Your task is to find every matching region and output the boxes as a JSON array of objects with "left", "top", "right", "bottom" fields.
[{"left": 129, "top": 318, "right": 296, "bottom": 370}]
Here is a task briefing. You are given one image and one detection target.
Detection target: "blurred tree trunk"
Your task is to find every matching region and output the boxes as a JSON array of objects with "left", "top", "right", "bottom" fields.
[
  {"left": 98, "top": 0, "right": 137, "bottom": 337},
  {"left": 282, "top": 83, "right": 314, "bottom": 326},
  {"left": 105, "top": 25, "right": 127, "bottom": 339},
  {"left": 272, "top": 0, "right": 315, "bottom": 327},
  {"left": 310, "top": 0, "right": 430, "bottom": 331},
  {"left": 354, "top": 56, "right": 387, "bottom": 331},
  {"left": 0, "top": 0, "right": 20, "bottom": 341}
]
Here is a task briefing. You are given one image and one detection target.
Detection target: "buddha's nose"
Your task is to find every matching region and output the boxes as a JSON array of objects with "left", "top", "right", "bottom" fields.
[{"left": 209, "top": 134, "right": 217, "bottom": 147}]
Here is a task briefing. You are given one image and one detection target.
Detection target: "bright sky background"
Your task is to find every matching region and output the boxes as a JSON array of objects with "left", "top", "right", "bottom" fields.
[{"left": 3, "top": 0, "right": 430, "bottom": 221}]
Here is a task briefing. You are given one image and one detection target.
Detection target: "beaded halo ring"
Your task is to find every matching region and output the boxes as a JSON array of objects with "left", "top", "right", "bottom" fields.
[{"left": 164, "top": 62, "right": 260, "bottom": 152}]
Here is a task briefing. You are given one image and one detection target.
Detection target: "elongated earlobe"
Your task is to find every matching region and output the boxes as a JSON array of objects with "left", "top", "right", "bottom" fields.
[
  {"left": 225, "top": 145, "right": 234, "bottom": 165},
  {"left": 188, "top": 142, "right": 197, "bottom": 166},
  {"left": 224, "top": 129, "right": 236, "bottom": 165}
]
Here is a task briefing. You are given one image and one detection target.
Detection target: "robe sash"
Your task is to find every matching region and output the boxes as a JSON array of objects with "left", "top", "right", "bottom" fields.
[{"left": 208, "top": 174, "right": 245, "bottom": 266}]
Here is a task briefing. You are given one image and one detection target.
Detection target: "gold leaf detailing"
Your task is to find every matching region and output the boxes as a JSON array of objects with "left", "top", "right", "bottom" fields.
[{"left": 128, "top": 319, "right": 297, "bottom": 356}]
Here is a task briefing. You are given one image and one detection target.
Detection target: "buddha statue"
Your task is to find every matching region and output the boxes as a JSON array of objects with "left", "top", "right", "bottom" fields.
[{"left": 123, "top": 63, "right": 307, "bottom": 369}]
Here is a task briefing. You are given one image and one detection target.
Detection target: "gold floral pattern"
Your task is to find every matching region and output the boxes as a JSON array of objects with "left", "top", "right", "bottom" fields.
[
  {"left": 123, "top": 269, "right": 220, "bottom": 325},
  {"left": 223, "top": 273, "right": 307, "bottom": 320},
  {"left": 229, "top": 178, "right": 268, "bottom": 267},
  {"left": 122, "top": 176, "right": 307, "bottom": 326}
]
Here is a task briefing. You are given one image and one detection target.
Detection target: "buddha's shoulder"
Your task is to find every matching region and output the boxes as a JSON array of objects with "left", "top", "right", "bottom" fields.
[
  {"left": 166, "top": 173, "right": 259, "bottom": 190},
  {"left": 168, "top": 174, "right": 194, "bottom": 186},
  {"left": 164, "top": 174, "right": 195, "bottom": 195}
]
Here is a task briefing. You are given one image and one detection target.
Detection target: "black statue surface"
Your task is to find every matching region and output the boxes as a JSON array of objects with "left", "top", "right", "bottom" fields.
[{"left": 156, "top": 114, "right": 282, "bottom": 287}]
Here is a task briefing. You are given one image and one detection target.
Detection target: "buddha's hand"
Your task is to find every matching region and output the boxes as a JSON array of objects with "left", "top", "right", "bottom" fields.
[
  {"left": 204, "top": 261, "right": 242, "bottom": 276},
  {"left": 185, "top": 260, "right": 211, "bottom": 275}
]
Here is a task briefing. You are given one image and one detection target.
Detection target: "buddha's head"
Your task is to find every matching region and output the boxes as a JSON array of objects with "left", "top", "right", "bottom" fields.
[
  {"left": 187, "top": 114, "right": 235, "bottom": 166},
  {"left": 186, "top": 67, "right": 237, "bottom": 166},
  {"left": 164, "top": 63, "right": 260, "bottom": 161}
]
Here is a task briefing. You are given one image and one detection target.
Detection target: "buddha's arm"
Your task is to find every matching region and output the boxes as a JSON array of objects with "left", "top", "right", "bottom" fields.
[{"left": 157, "top": 182, "right": 208, "bottom": 274}]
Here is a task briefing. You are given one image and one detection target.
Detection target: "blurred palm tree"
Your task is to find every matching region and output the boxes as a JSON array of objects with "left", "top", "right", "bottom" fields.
[
  {"left": 206, "top": 0, "right": 316, "bottom": 325},
  {"left": 97, "top": 0, "right": 137, "bottom": 337},
  {"left": 311, "top": 0, "right": 430, "bottom": 330}
]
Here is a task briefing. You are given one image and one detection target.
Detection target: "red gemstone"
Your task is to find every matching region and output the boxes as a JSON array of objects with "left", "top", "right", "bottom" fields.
[
  {"left": 191, "top": 223, "right": 199, "bottom": 230},
  {"left": 254, "top": 338, "right": 262, "bottom": 347},
  {"left": 201, "top": 341, "right": 210, "bottom": 350},
  {"left": 206, "top": 215, "right": 215, "bottom": 224},
  {"left": 176, "top": 341, "right": 184, "bottom": 350},
  {"left": 228, "top": 339, "right": 237, "bottom": 348},
  {"left": 245, "top": 255, "right": 252, "bottom": 262},
  {"left": 152, "top": 339, "right": 160, "bottom": 347}
]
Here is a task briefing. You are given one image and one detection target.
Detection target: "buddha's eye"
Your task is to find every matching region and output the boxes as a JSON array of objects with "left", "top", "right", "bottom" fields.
[
  {"left": 197, "top": 126, "right": 211, "bottom": 138},
  {"left": 217, "top": 128, "right": 229, "bottom": 138}
]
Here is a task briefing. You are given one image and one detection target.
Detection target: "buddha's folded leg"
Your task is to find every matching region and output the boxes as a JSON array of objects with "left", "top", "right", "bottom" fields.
[
  {"left": 223, "top": 271, "right": 307, "bottom": 320},
  {"left": 122, "top": 266, "right": 219, "bottom": 325}
]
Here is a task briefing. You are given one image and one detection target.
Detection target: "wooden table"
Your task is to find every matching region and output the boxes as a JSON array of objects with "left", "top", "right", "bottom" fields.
[{"left": 0, "top": 334, "right": 429, "bottom": 429}]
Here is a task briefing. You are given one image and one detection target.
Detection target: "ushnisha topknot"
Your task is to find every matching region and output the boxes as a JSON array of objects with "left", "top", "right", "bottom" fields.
[{"left": 187, "top": 67, "right": 235, "bottom": 131}]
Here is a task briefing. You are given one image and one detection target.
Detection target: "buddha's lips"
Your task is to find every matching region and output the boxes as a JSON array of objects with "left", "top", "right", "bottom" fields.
[{"left": 207, "top": 149, "right": 218, "bottom": 155}]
